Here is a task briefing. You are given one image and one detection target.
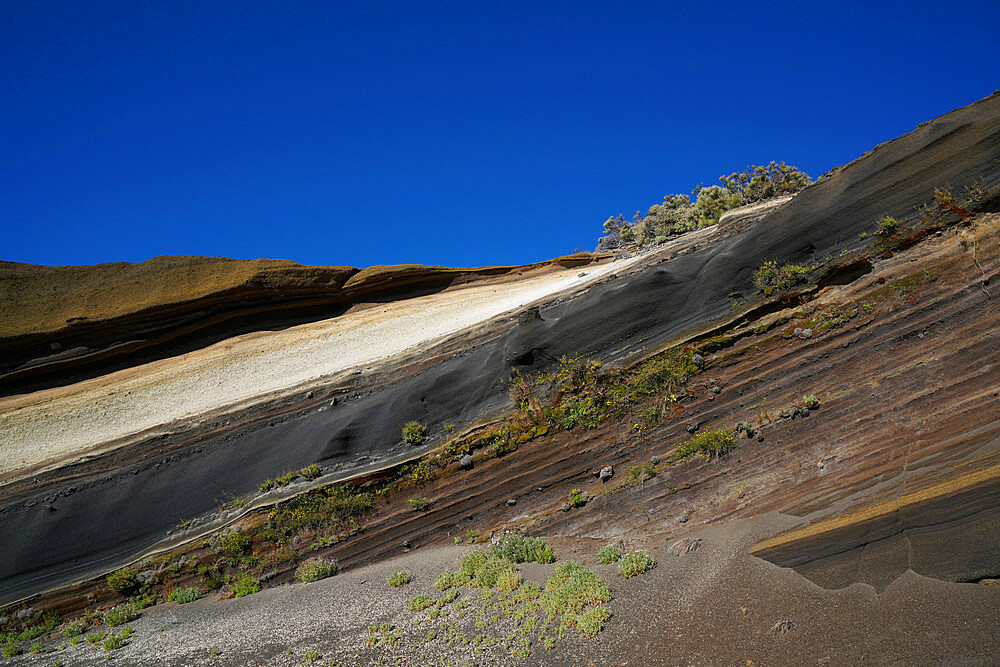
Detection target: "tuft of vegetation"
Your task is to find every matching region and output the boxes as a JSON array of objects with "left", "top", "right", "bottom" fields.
[
  {"left": 408, "top": 497, "right": 429, "bottom": 510},
  {"left": 617, "top": 551, "right": 656, "bottom": 578},
  {"left": 402, "top": 420, "right": 427, "bottom": 445},
  {"left": 577, "top": 606, "right": 612, "bottom": 638},
  {"left": 106, "top": 567, "right": 138, "bottom": 595},
  {"left": 670, "top": 428, "right": 737, "bottom": 462},
  {"left": 167, "top": 586, "right": 201, "bottom": 604},
  {"left": 303, "top": 650, "right": 320, "bottom": 663},
  {"left": 296, "top": 558, "right": 339, "bottom": 583},
  {"left": 875, "top": 215, "right": 899, "bottom": 238},
  {"left": 232, "top": 574, "right": 261, "bottom": 598},
  {"left": 258, "top": 463, "right": 323, "bottom": 492},
  {"left": 62, "top": 619, "right": 89, "bottom": 637},
  {"left": 299, "top": 464, "right": 323, "bottom": 480},
  {"left": 459, "top": 550, "right": 517, "bottom": 589},
  {"left": 387, "top": 571, "right": 411, "bottom": 587},
  {"left": 270, "top": 483, "right": 374, "bottom": 536},
  {"left": 600, "top": 161, "right": 810, "bottom": 249},
  {"left": 2, "top": 643, "right": 21, "bottom": 657},
  {"left": 104, "top": 603, "right": 137, "bottom": 627},
  {"left": 753, "top": 260, "right": 811, "bottom": 293},
  {"left": 543, "top": 561, "right": 612, "bottom": 614},
  {"left": 569, "top": 488, "right": 588, "bottom": 507},
  {"left": 597, "top": 545, "right": 622, "bottom": 564},
  {"left": 802, "top": 394, "right": 820, "bottom": 409},
  {"left": 102, "top": 626, "right": 133, "bottom": 652},
  {"left": 489, "top": 533, "right": 555, "bottom": 564},
  {"left": 219, "top": 531, "right": 252, "bottom": 556},
  {"left": 408, "top": 594, "right": 435, "bottom": 611}
]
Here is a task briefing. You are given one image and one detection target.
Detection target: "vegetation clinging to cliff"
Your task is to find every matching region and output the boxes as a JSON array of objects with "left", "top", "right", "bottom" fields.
[{"left": 599, "top": 161, "right": 811, "bottom": 249}]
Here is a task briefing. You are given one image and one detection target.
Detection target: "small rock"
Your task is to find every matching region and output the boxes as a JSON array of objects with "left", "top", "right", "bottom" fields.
[
  {"left": 678, "top": 510, "right": 690, "bottom": 523},
  {"left": 505, "top": 499, "right": 517, "bottom": 506},
  {"left": 650, "top": 456, "right": 660, "bottom": 465},
  {"left": 799, "top": 328, "right": 812, "bottom": 340},
  {"left": 402, "top": 540, "right": 412, "bottom": 549},
  {"left": 559, "top": 503, "right": 571, "bottom": 512},
  {"left": 691, "top": 353, "right": 706, "bottom": 369},
  {"left": 598, "top": 465, "right": 614, "bottom": 482},
  {"left": 16, "top": 608, "right": 34, "bottom": 621},
  {"left": 0, "top": 615, "right": 6, "bottom": 626},
  {"left": 306, "top": 391, "right": 314, "bottom": 399},
  {"left": 578, "top": 272, "right": 587, "bottom": 277},
  {"left": 330, "top": 397, "right": 338, "bottom": 407},
  {"left": 668, "top": 537, "right": 702, "bottom": 556},
  {"left": 770, "top": 619, "right": 796, "bottom": 636},
  {"left": 686, "top": 423, "right": 697, "bottom": 434},
  {"left": 793, "top": 327, "right": 802, "bottom": 336},
  {"left": 49, "top": 342, "right": 62, "bottom": 352},
  {"left": 459, "top": 455, "right": 474, "bottom": 470}
]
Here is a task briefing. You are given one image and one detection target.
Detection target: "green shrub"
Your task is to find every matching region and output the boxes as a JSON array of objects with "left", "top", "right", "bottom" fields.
[
  {"left": 130, "top": 593, "right": 156, "bottom": 610},
  {"left": 753, "top": 260, "right": 810, "bottom": 292},
  {"left": 296, "top": 558, "right": 339, "bottom": 583},
  {"left": 86, "top": 632, "right": 107, "bottom": 646},
  {"left": 106, "top": 567, "right": 138, "bottom": 595},
  {"left": 543, "top": 561, "right": 612, "bottom": 614},
  {"left": 103, "top": 627, "right": 132, "bottom": 652},
  {"left": 489, "top": 534, "right": 554, "bottom": 564},
  {"left": 494, "top": 568, "right": 522, "bottom": 592},
  {"left": 600, "top": 162, "right": 810, "bottom": 248},
  {"left": 104, "top": 603, "right": 137, "bottom": 627},
  {"left": 569, "top": 488, "right": 588, "bottom": 507},
  {"left": 402, "top": 421, "right": 427, "bottom": 445},
  {"left": 386, "top": 571, "right": 411, "bottom": 587},
  {"left": 617, "top": 551, "right": 656, "bottom": 578},
  {"left": 876, "top": 215, "right": 899, "bottom": 238},
  {"left": 168, "top": 586, "right": 201, "bottom": 604},
  {"left": 304, "top": 650, "right": 320, "bottom": 663},
  {"left": 299, "top": 464, "right": 323, "bottom": 480},
  {"left": 671, "top": 428, "right": 736, "bottom": 461},
  {"left": 802, "top": 394, "right": 820, "bottom": 409},
  {"left": 578, "top": 606, "right": 612, "bottom": 638},
  {"left": 2, "top": 643, "right": 20, "bottom": 657},
  {"left": 597, "top": 545, "right": 622, "bottom": 564},
  {"left": 219, "top": 531, "right": 252, "bottom": 556},
  {"left": 62, "top": 619, "right": 88, "bottom": 637},
  {"left": 232, "top": 574, "right": 260, "bottom": 598},
  {"left": 435, "top": 571, "right": 470, "bottom": 590},
  {"left": 459, "top": 550, "right": 517, "bottom": 589},
  {"left": 408, "top": 594, "right": 434, "bottom": 611},
  {"left": 29, "top": 641, "right": 43, "bottom": 654},
  {"left": 408, "top": 497, "right": 429, "bottom": 510},
  {"left": 271, "top": 485, "right": 374, "bottom": 536}
]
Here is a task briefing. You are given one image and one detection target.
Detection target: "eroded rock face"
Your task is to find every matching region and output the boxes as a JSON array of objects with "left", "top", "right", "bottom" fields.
[{"left": 2, "top": 94, "right": 1000, "bottom": 608}]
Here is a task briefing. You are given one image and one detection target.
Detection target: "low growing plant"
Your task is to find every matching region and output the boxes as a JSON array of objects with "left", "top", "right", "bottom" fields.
[
  {"left": 296, "top": 558, "right": 339, "bottom": 583},
  {"left": 402, "top": 420, "right": 427, "bottom": 445},
  {"left": 232, "top": 574, "right": 261, "bottom": 598},
  {"left": 104, "top": 602, "right": 137, "bottom": 627},
  {"left": 167, "top": 586, "right": 201, "bottom": 604},
  {"left": 387, "top": 571, "right": 411, "bottom": 587},
  {"left": 106, "top": 567, "right": 138, "bottom": 595},
  {"left": 597, "top": 545, "right": 622, "bottom": 564},
  {"left": 617, "top": 551, "right": 656, "bottom": 578}
]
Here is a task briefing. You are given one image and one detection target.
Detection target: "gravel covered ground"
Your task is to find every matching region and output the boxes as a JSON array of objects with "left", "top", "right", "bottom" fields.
[{"left": 8, "top": 513, "right": 999, "bottom": 666}]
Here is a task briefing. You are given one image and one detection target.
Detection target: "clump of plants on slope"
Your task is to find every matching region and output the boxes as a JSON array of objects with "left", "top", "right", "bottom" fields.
[{"left": 600, "top": 161, "right": 811, "bottom": 249}]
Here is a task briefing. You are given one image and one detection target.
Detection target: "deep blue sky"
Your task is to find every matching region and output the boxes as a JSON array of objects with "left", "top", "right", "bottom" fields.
[{"left": 3, "top": 1, "right": 998, "bottom": 269}]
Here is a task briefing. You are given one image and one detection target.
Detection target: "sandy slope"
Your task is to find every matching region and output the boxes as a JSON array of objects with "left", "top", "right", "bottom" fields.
[{"left": 0, "top": 250, "right": 657, "bottom": 474}]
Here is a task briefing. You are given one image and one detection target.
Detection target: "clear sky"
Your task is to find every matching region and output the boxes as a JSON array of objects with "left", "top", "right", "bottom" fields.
[{"left": 3, "top": 1, "right": 998, "bottom": 269}]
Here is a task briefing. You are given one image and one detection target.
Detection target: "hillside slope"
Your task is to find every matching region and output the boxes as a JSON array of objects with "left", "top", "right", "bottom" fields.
[{"left": 1, "top": 94, "right": 999, "bottom": 665}]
